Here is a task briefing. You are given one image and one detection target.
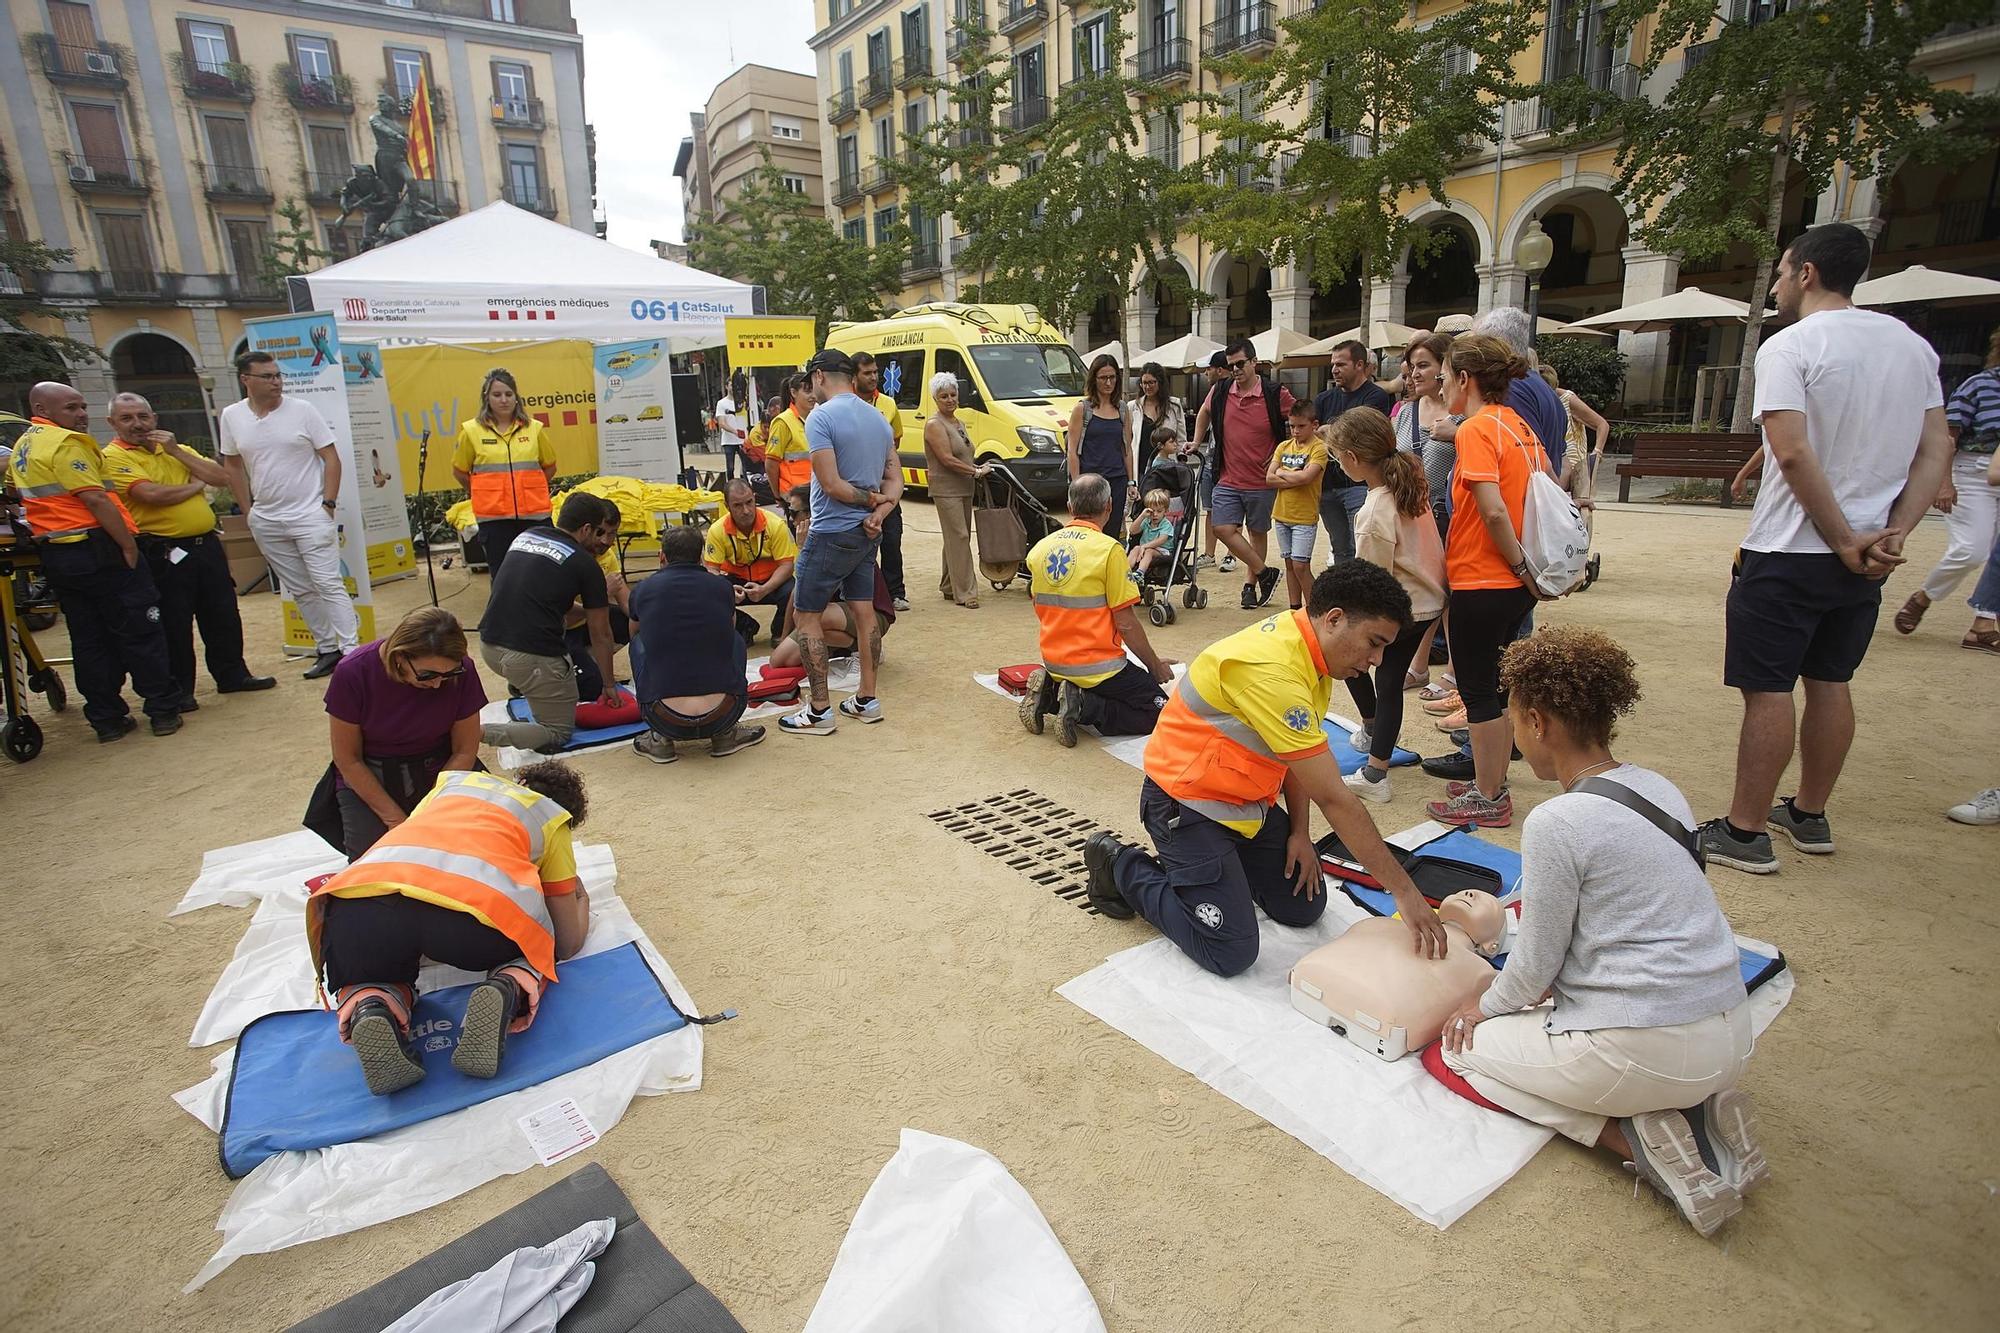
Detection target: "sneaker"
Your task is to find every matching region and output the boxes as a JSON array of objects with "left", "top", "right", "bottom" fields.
[
  {"left": 1697, "top": 818, "right": 1778, "bottom": 875},
  {"left": 838, "top": 695, "right": 884, "bottom": 724},
  {"left": 1343, "top": 766, "right": 1391, "bottom": 803},
  {"left": 1946, "top": 788, "right": 2000, "bottom": 826},
  {"left": 1701, "top": 1088, "right": 1772, "bottom": 1195},
  {"left": 1421, "top": 691, "right": 1462, "bottom": 716},
  {"left": 1056, "top": 682, "right": 1085, "bottom": 749},
  {"left": 348, "top": 998, "right": 427, "bottom": 1096},
  {"left": 1621, "top": 1110, "right": 1742, "bottom": 1237},
  {"left": 1239, "top": 582, "right": 1258, "bottom": 610},
  {"left": 452, "top": 973, "right": 520, "bottom": 1080},
  {"left": 1448, "top": 728, "right": 1470, "bottom": 748},
  {"left": 780, "top": 705, "right": 838, "bottom": 737},
  {"left": 94, "top": 716, "right": 139, "bottom": 744},
  {"left": 709, "top": 724, "right": 767, "bottom": 757},
  {"left": 1768, "top": 800, "right": 1834, "bottom": 854},
  {"left": 633, "top": 732, "right": 678, "bottom": 763},
  {"left": 150, "top": 711, "right": 183, "bottom": 737},
  {"left": 1194, "top": 553, "right": 1216, "bottom": 570},
  {"left": 1219, "top": 554, "right": 1238, "bottom": 573},
  {"left": 1348, "top": 725, "right": 1371, "bottom": 751},
  {"left": 893, "top": 596, "right": 911, "bottom": 612},
  {"left": 1081, "top": 831, "right": 1135, "bottom": 919},
  {"left": 1420, "top": 749, "right": 1476, "bottom": 781},
  {"left": 1018, "top": 666, "right": 1053, "bottom": 735},
  {"left": 1256, "top": 566, "right": 1281, "bottom": 606},
  {"left": 1426, "top": 787, "right": 1512, "bottom": 828}
]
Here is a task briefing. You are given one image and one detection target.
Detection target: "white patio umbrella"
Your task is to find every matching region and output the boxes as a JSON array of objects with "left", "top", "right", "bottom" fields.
[
  {"left": 1133, "top": 332, "right": 1225, "bottom": 369},
  {"left": 1573, "top": 286, "right": 1751, "bottom": 335},
  {"left": 1250, "top": 326, "right": 1318, "bottom": 363},
  {"left": 1853, "top": 265, "right": 2000, "bottom": 308},
  {"left": 1083, "top": 339, "right": 1126, "bottom": 365},
  {"left": 1539, "top": 316, "right": 1612, "bottom": 338}
]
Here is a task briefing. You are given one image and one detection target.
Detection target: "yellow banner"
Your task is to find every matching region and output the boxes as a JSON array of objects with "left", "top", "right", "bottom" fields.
[
  {"left": 725, "top": 316, "right": 816, "bottom": 369},
  {"left": 382, "top": 340, "right": 601, "bottom": 491}
]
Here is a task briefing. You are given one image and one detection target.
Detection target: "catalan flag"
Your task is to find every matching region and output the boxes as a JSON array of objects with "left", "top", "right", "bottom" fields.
[{"left": 407, "top": 62, "right": 437, "bottom": 181}]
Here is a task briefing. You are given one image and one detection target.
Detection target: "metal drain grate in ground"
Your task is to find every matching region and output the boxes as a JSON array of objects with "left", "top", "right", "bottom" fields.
[{"left": 928, "top": 788, "right": 1110, "bottom": 914}]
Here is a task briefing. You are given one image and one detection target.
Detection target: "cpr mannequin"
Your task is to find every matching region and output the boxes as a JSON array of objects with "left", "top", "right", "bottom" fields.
[{"left": 1289, "top": 892, "right": 1506, "bottom": 1061}]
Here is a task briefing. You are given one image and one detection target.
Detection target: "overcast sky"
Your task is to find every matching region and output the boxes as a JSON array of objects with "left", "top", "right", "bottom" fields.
[{"left": 572, "top": 0, "right": 818, "bottom": 249}]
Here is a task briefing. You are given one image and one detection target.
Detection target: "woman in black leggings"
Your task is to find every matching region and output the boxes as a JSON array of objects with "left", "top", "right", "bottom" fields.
[{"left": 1426, "top": 334, "right": 1554, "bottom": 829}]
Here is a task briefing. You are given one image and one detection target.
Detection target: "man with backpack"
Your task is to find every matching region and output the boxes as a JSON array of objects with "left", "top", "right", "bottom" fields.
[{"left": 1189, "top": 337, "right": 1289, "bottom": 609}]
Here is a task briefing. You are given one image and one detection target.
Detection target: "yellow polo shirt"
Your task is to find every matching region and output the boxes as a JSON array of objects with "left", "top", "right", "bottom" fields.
[
  {"left": 100, "top": 442, "right": 218, "bottom": 538},
  {"left": 868, "top": 391, "right": 902, "bottom": 445},
  {"left": 7, "top": 421, "right": 133, "bottom": 543},
  {"left": 1269, "top": 435, "right": 1327, "bottom": 526}
]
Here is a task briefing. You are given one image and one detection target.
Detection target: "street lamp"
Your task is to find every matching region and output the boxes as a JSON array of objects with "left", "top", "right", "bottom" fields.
[{"left": 1515, "top": 214, "right": 1554, "bottom": 350}]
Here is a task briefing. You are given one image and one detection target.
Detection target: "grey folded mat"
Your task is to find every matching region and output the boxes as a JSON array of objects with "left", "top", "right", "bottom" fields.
[{"left": 288, "top": 1163, "right": 744, "bottom": 1333}]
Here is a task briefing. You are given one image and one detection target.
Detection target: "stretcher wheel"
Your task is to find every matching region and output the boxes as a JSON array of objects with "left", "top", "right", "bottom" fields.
[
  {"left": 2, "top": 715, "right": 41, "bottom": 763},
  {"left": 1148, "top": 603, "right": 1169, "bottom": 627},
  {"left": 28, "top": 668, "right": 66, "bottom": 712}
]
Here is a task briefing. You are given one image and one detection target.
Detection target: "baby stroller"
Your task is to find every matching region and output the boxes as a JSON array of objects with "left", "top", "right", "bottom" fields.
[
  {"left": 1127, "top": 459, "right": 1208, "bottom": 625},
  {"left": 974, "top": 468, "right": 1063, "bottom": 591}
]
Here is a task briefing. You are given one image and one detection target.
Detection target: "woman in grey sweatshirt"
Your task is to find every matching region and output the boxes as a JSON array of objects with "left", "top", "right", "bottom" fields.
[{"left": 1437, "top": 627, "right": 1765, "bottom": 1238}]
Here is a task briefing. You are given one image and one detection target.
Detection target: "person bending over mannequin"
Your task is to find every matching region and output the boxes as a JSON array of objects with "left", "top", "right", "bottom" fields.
[
  {"left": 309, "top": 761, "right": 593, "bottom": 1095},
  {"left": 628, "top": 526, "right": 765, "bottom": 762},
  {"left": 1438, "top": 627, "right": 1764, "bottom": 1237}
]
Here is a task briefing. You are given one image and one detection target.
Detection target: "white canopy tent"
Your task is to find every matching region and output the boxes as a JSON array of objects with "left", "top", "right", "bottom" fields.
[{"left": 289, "top": 202, "right": 756, "bottom": 348}]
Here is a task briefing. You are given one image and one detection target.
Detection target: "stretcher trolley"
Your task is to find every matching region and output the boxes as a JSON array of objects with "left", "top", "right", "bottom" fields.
[{"left": 0, "top": 533, "right": 70, "bottom": 763}]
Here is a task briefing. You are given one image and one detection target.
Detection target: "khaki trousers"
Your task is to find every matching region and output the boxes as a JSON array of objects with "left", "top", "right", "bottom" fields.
[
  {"left": 1443, "top": 999, "right": 1755, "bottom": 1145},
  {"left": 478, "top": 641, "right": 577, "bottom": 751},
  {"left": 935, "top": 494, "right": 976, "bottom": 603}
]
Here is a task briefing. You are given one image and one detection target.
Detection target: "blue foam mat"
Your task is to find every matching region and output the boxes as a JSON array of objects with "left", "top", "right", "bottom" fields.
[
  {"left": 1335, "top": 830, "right": 1784, "bottom": 990},
  {"left": 220, "top": 941, "right": 687, "bottom": 1178},
  {"left": 1323, "top": 719, "right": 1418, "bottom": 775},
  {"left": 507, "top": 685, "right": 648, "bottom": 747}
]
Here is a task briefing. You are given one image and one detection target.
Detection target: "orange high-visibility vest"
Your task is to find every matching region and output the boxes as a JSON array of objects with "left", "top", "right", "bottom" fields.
[
  {"left": 706, "top": 509, "right": 791, "bottom": 582},
  {"left": 8, "top": 420, "right": 134, "bottom": 543},
  {"left": 769, "top": 409, "right": 814, "bottom": 494},
  {"left": 459, "top": 417, "right": 553, "bottom": 521},
  {"left": 1028, "top": 518, "right": 1139, "bottom": 687},
  {"left": 307, "top": 770, "right": 569, "bottom": 981}
]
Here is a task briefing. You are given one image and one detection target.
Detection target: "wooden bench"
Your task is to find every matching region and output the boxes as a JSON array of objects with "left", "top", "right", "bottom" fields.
[{"left": 1614, "top": 432, "right": 1763, "bottom": 506}]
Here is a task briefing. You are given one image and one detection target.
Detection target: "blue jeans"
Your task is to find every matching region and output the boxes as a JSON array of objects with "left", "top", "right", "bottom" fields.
[
  {"left": 1319, "top": 483, "right": 1367, "bottom": 562},
  {"left": 793, "top": 525, "right": 880, "bottom": 612},
  {"left": 720, "top": 443, "right": 745, "bottom": 479},
  {"left": 1970, "top": 531, "right": 2000, "bottom": 618}
]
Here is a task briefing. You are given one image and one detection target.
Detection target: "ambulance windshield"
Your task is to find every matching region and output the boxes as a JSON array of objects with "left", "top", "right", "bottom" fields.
[{"left": 969, "top": 344, "right": 1086, "bottom": 401}]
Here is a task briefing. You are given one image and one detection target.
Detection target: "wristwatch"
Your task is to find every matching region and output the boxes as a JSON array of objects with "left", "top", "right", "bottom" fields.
[{"left": 321, "top": 499, "right": 337, "bottom": 512}]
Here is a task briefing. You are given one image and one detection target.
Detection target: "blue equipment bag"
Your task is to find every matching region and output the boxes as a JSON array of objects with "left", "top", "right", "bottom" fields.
[{"left": 220, "top": 941, "right": 692, "bottom": 1179}]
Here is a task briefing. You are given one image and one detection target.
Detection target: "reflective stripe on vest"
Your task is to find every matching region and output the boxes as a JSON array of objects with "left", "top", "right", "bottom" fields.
[
  {"left": 428, "top": 768, "right": 566, "bottom": 858},
  {"left": 1145, "top": 675, "right": 1289, "bottom": 835},
  {"left": 11, "top": 424, "right": 131, "bottom": 541},
  {"left": 713, "top": 517, "right": 784, "bottom": 582},
  {"left": 467, "top": 430, "right": 552, "bottom": 521}
]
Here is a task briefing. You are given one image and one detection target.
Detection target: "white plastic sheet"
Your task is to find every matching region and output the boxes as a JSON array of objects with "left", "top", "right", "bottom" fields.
[
  {"left": 1059, "top": 901, "right": 1795, "bottom": 1228},
  {"left": 802, "top": 1130, "right": 1106, "bottom": 1333},
  {"left": 172, "top": 838, "right": 708, "bottom": 1291}
]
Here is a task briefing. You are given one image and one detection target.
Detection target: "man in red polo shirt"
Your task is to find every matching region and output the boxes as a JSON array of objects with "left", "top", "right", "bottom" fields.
[
  {"left": 1190, "top": 336, "right": 1291, "bottom": 610},
  {"left": 702, "top": 477, "right": 797, "bottom": 644}
]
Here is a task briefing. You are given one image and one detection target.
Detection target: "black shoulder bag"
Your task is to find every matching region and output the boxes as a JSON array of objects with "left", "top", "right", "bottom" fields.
[{"left": 1570, "top": 776, "right": 1706, "bottom": 869}]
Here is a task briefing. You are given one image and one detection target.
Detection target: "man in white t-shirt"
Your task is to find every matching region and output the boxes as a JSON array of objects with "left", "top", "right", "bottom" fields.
[
  {"left": 219, "top": 349, "right": 360, "bottom": 679},
  {"left": 714, "top": 390, "right": 747, "bottom": 481},
  {"left": 1700, "top": 223, "right": 1953, "bottom": 875}
]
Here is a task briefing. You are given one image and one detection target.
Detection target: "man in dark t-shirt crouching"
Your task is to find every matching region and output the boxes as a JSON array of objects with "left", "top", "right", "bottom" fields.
[{"left": 628, "top": 525, "right": 765, "bottom": 762}]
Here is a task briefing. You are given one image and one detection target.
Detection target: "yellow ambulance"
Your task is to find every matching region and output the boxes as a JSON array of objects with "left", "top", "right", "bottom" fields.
[{"left": 824, "top": 302, "right": 1081, "bottom": 509}]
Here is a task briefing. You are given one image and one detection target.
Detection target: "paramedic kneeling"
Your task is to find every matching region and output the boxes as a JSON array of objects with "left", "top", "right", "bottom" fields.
[
  {"left": 1083, "top": 562, "right": 1449, "bottom": 977},
  {"left": 1019, "top": 473, "right": 1176, "bottom": 744},
  {"left": 308, "top": 761, "right": 592, "bottom": 1096}
]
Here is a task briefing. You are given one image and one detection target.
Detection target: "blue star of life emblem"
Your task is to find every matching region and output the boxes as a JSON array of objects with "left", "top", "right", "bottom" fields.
[
  {"left": 882, "top": 360, "right": 903, "bottom": 396},
  {"left": 1284, "top": 706, "right": 1312, "bottom": 731},
  {"left": 1045, "top": 547, "right": 1072, "bottom": 582}
]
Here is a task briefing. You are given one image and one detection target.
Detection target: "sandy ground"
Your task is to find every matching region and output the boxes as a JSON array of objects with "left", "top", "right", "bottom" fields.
[{"left": 2, "top": 492, "right": 1995, "bottom": 1331}]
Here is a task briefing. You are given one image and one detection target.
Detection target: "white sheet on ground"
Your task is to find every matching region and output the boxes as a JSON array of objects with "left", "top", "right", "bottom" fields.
[
  {"left": 382, "top": 1216, "right": 613, "bottom": 1333},
  {"left": 1058, "top": 894, "right": 1794, "bottom": 1229},
  {"left": 802, "top": 1129, "right": 1105, "bottom": 1333},
  {"left": 974, "top": 661, "right": 1184, "bottom": 772},
  {"left": 171, "top": 837, "right": 708, "bottom": 1291}
]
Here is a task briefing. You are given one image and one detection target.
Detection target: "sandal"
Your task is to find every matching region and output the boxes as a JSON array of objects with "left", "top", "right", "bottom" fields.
[
  {"left": 1404, "top": 670, "right": 1428, "bottom": 691},
  {"left": 1963, "top": 628, "right": 2000, "bottom": 656},
  {"left": 1418, "top": 678, "right": 1456, "bottom": 703},
  {"left": 1894, "top": 593, "right": 1929, "bottom": 636}
]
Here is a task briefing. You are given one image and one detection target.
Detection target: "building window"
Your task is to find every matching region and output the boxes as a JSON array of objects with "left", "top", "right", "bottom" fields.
[
  {"left": 837, "top": 134, "right": 859, "bottom": 185},
  {"left": 771, "top": 114, "right": 804, "bottom": 140},
  {"left": 387, "top": 47, "right": 426, "bottom": 99},
  {"left": 292, "top": 36, "right": 335, "bottom": 83},
  {"left": 204, "top": 115, "right": 255, "bottom": 169},
  {"left": 94, "top": 212, "right": 156, "bottom": 291},
  {"left": 325, "top": 221, "right": 365, "bottom": 260},
  {"left": 187, "top": 21, "right": 232, "bottom": 75},
  {"left": 1149, "top": 0, "right": 1180, "bottom": 44},
  {"left": 867, "top": 28, "right": 891, "bottom": 80},
  {"left": 1074, "top": 15, "right": 1109, "bottom": 78},
  {"left": 782, "top": 174, "right": 807, "bottom": 194},
  {"left": 495, "top": 61, "right": 530, "bottom": 107},
  {"left": 1148, "top": 108, "right": 1181, "bottom": 168},
  {"left": 873, "top": 205, "right": 900, "bottom": 245},
  {"left": 504, "top": 143, "right": 544, "bottom": 205},
  {"left": 843, "top": 217, "right": 867, "bottom": 243},
  {"left": 308, "top": 125, "right": 352, "bottom": 192},
  {"left": 489, "top": 0, "right": 518, "bottom": 20},
  {"left": 875, "top": 116, "right": 895, "bottom": 163},
  {"left": 738, "top": 114, "right": 753, "bottom": 141},
  {"left": 837, "top": 50, "right": 854, "bottom": 94},
  {"left": 224, "top": 218, "right": 269, "bottom": 279}
]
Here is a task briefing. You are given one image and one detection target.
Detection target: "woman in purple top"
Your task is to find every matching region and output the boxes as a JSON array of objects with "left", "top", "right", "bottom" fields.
[{"left": 314, "top": 607, "right": 488, "bottom": 860}]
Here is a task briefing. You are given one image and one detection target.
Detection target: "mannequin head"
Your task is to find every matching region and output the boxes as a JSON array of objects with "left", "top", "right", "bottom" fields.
[{"left": 1437, "top": 891, "right": 1505, "bottom": 957}]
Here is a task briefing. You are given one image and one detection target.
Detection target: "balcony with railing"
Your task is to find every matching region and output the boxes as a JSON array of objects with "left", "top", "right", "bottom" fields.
[
  {"left": 947, "top": 27, "right": 981, "bottom": 62},
  {"left": 906, "top": 241, "right": 942, "bottom": 277},
  {"left": 31, "top": 34, "right": 124, "bottom": 85},
  {"left": 1511, "top": 63, "right": 1638, "bottom": 140},
  {"left": 279, "top": 65, "right": 355, "bottom": 111},
  {"left": 177, "top": 58, "right": 255, "bottom": 102},
  {"left": 828, "top": 87, "right": 859, "bottom": 124},
  {"left": 833, "top": 172, "right": 864, "bottom": 205},
  {"left": 226, "top": 274, "right": 287, "bottom": 303},
  {"left": 304, "top": 168, "right": 352, "bottom": 202},
  {"left": 96, "top": 269, "right": 171, "bottom": 299},
  {"left": 384, "top": 87, "right": 448, "bottom": 124},
  {"left": 503, "top": 183, "right": 556, "bottom": 216},
  {"left": 201, "top": 162, "right": 273, "bottom": 202},
  {"left": 1203, "top": 4, "right": 1277, "bottom": 59},
  {"left": 408, "top": 179, "right": 462, "bottom": 215},
  {"left": 998, "top": 0, "right": 1048, "bottom": 37},
  {"left": 1682, "top": 39, "right": 1718, "bottom": 72},
  {"left": 863, "top": 163, "right": 896, "bottom": 194},
  {"left": 861, "top": 68, "right": 893, "bottom": 107},
  {"left": 63, "top": 153, "right": 150, "bottom": 194},
  {"left": 897, "top": 49, "right": 932, "bottom": 88},
  {"left": 1130, "top": 38, "right": 1192, "bottom": 84},
  {"left": 955, "top": 120, "right": 993, "bottom": 148},
  {"left": 949, "top": 233, "right": 973, "bottom": 266},
  {"left": 1003, "top": 95, "right": 1050, "bottom": 133},
  {"left": 491, "top": 97, "right": 544, "bottom": 130}
]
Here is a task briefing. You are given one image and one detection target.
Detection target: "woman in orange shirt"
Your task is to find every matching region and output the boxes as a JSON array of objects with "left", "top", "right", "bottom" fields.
[{"left": 1426, "top": 334, "right": 1553, "bottom": 830}]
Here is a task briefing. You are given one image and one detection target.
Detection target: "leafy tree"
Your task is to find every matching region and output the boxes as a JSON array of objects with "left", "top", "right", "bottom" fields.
[
  {"left": 1539, "top": 336, "right": 1627, "bottom": 409},
  {"left": 261, "top": 199, "right": 331, "bottom": 285},
  {"left": 1, "top": 238, "right": 100, "bottom": 393},
  {"left": 1578, "top": 0, "right": 2000, "bottom": 430},
  {"left": 1188, "top": 0, "right": 1532, "bottom": 334},
  {"left": 895, "top": 0, "right": 1201, "bottom": 332},
  {"left": 688, "top": 151, "right": 908, "bottom": 344}
]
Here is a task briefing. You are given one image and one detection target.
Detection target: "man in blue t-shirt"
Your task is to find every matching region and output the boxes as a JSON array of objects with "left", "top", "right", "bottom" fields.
[
  {"left": 781, "top": 348, "right": 902, "bottom": 737},
  {"left": 1472, "top": 306, "right": 1569, "bottom": 471}
]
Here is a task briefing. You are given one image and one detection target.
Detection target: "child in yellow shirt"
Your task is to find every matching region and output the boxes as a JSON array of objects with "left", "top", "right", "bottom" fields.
[{"left": 1264, "top": 400, "right": 1327, "bottom": 610}]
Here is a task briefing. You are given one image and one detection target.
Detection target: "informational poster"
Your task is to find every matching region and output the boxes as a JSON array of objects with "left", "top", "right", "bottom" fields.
[
  {"left": 242, "top": 311, "right": 376, "bottom": 653},
  {"left": 341, "top": 341, "right": 417, "bottom": 582},
  {"left": 380, "top": 339, "right": 599, "bottom": 488},
  {"left": 592, "top": 338, "right": 679, "bottom": 482}
]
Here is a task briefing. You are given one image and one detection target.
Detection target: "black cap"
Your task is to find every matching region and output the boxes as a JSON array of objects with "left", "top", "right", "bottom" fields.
[
  {"left": 1207, "top": 350, "right": 1229, "bottom": 369},
  {"left": 806, "top": 348, "right": 857, "bottom": 377}
]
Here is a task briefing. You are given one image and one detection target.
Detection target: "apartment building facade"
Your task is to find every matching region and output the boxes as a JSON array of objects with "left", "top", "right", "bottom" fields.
[
  {"left": 810, "top": 0, "right": 2000, "bottom": 408},
  {"left": 674, "top": 64, "right": 824, "bottom": 239},
  {"left": 0, "top": 0, "right": 593, "bottom": 439}
]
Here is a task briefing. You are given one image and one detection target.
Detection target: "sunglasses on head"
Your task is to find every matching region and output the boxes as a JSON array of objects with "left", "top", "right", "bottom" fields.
[{"left": 413, "top": 665, "right": 466, "bottom": 682}]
